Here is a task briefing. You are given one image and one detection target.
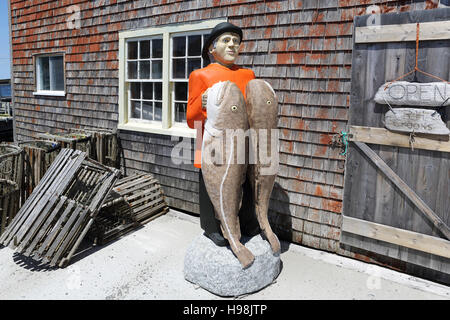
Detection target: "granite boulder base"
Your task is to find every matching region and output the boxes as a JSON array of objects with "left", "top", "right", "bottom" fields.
[{"left": 184, "top": 234, "right": 281, "bottom": 297}]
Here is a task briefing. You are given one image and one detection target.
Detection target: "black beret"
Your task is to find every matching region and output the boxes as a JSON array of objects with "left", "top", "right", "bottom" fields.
[{"left": 202, "top": 22, "right": 243, "bottom": 62}]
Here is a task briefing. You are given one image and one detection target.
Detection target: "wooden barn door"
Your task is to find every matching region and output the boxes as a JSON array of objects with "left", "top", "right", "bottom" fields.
[{"left": 341, "top": 8, "right": 450, "bottom": 282}]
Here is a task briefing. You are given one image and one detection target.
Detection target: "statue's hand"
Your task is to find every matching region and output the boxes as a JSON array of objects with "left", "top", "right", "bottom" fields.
[{"left": 202, "top": 88, "right": 210, "bottom": 110}]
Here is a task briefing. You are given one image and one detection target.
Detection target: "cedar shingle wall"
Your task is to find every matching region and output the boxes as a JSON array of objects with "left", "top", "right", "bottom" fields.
[{"left": 10, "top": 0, "right": 444, "bottom": 261}]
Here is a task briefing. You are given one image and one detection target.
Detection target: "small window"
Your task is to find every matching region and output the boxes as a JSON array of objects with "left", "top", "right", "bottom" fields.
[{"left": 35, "top": 54, "right": 65, "bottom": 95}]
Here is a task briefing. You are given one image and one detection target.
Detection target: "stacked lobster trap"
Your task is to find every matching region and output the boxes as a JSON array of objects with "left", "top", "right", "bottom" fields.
[
  {"left": 37, "top": 127, "right": 120, "bottom": 169},
  {"left": 0, "top": 149, "right": 120, "bottom": 267},
  {"left": 0, "top": 128, "right": 168, "bottom": 267}
]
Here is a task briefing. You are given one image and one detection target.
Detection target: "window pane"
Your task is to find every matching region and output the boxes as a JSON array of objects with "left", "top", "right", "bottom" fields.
[
  {"left": 142, "top": 82, "right": 153, "bottom": 100},
  {"left": 155, "top": 102, "right": 162, "bottom": 121},
  {"left": 128, "top": 41, "right": 138, "bottom": 59},
  {"left": 152, "top": 39, "right": 163, "bottom": 58},
  {"left": 39, "top": 57, "right": 50, "bottom": 91},
  {"left": 202, "top": 34, "right": 209, "bottom": 67},
  {"left": 139, "top": 61, "right": 150, "bottom": 79},
  {"left": 174, "top": 82, "right": 187, "bottom": 101},
  {"left": 175, "top": 102, "right": 187, "bottom": 123},
  {"left": 142, "top": 101, "right": 153, "bottom": 120},
  {"left": 172, "top": 58, "right": 185, "bottom": 79},
  {"left": 152, "top": 60, "right": 162, "bottom": 79},
  {"left": 188, "top": 35, "right": 201, "bottom": 56},
  {"left": 50, "top": 56, "right": 64, "bottom": 91},
  {"left": 187, "top": 58, "right": 201, "bottom": 77},
  {"left": 130, "top": 82, "right": 141, "bottom": 99},
  {"left": 128, "top": 61, "right": 137, "bottom": 79},
  {"left": 140, "top": 40, "right": 150, "bottom": 59},
  {"left": 131, "top": 100, "right": 141, "bottom": 119},
  {"left": 154, "top": 82, "right": 162, "bottom": 100},
  {"left": 172, "top": 36, "right": 186, "bottom": 57}
]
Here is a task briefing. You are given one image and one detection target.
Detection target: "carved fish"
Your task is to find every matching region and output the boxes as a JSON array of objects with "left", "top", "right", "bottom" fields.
[
  {"left": 201, "top": 81, "right": 255, "bottom": 269},
  {"left": 245, "top": 79, "right": 281, "bottom": 254}
]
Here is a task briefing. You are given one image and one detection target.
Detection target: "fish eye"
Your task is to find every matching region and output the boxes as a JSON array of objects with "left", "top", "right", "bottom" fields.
[
  {"left": 231, "top": 105, "right": 238, "bottom": 111},
  {"left": 267, "top": 100, "right": 272, "bottom": 105}
]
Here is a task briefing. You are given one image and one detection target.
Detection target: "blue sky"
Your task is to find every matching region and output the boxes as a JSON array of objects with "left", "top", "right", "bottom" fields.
[{"left": 0, "top": 0, "right": 10, "bottom": 80}]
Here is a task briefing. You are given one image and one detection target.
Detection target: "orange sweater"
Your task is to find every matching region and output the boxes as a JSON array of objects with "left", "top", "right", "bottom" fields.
[{"left": 187, "top": 63, "right": 255, "bottom": 168}]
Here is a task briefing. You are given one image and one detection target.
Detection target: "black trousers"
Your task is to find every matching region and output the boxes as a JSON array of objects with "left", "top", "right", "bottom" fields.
[{"left": 199, "top": 169, "right": 260, "bottom": 246}]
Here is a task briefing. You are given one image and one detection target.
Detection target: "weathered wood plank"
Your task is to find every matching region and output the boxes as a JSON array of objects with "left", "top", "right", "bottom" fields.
[
  {"left": 348, "top": 126, "right": 450, "bottom": 152},
  {"left": 355, "top": 21, "right": 450, "bottom": 43},
  {"left": 342, "top": 216, "right": 450, "bottom": 259}
]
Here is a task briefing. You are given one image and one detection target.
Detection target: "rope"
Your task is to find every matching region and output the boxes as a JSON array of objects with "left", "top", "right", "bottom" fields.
[
  {"left": 384, "top": 23, "right": 449, "bottom": 91},
  {"left": 340, "top": 131, "right": 348, "bottom": 156},
  {"left": 409, "top": 131, "right": 416, "bottom": 152}
]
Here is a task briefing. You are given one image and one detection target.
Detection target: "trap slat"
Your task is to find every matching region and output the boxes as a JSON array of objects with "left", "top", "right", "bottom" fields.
[
  {"left": 16, "top": 195, "right": 60, "bottom": 253},
  {"left": 43, "top": 205, "right": 84, "bottom": 263},
  {"left": 48, "top": 207, "right": 89, "bottom": 266},
  {"left": 23, "top": 196, "right": 68, "bottom": 256},
  {"left": 35, "top": 200, "right": 76, "bottom": 258}
]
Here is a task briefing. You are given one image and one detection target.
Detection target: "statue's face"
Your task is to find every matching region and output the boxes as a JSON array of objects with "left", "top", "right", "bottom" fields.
[{"left": 209, "top": 32, "right": 241, "bottom": 65}]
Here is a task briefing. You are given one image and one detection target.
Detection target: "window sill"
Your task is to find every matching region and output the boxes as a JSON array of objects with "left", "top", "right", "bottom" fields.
[
  {"left": 33, "top": 91, "right": 66, "bottom": 97},
  {"left": 118, "top": 121, "right": 197, "bottom": 138}
]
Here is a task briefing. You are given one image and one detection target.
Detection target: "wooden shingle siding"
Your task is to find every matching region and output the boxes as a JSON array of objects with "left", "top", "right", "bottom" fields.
[{"left": 10, "top": 0, "right": 446, "bottom": 266}]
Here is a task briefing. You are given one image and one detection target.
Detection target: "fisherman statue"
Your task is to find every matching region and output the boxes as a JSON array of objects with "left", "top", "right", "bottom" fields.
[{"left": 184, "top": 22, "right": 281, "bottom": 297}]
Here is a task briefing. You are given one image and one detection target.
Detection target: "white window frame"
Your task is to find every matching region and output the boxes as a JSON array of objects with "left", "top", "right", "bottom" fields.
[
  {"left": 33, "top": 52, "right": 66, "bottom": 97},
  {"left": 118, "top": 19, "right": 226, "bottom": 138},
  {"left": 170, "top": 30, "right": 209, "bottom": 129},
  {"left": 126, "top": 35, "right": 164, "bottom": 124}
]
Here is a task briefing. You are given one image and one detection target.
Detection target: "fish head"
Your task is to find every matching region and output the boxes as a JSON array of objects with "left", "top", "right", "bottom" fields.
[
  {"left": 245, "top": 79, "right": 278, "bottom": 128},
  {"left": 206, "top": 81, "right": 248, "bottom": 131}
]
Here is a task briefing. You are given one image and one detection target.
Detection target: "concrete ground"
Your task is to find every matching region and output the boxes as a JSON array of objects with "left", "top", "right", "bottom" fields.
[{"left": 0, "top": 209, "right": 448, "bottom": 300}]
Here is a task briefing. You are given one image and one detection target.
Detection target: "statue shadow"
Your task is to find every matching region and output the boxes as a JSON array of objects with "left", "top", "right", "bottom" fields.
[{"left": 268, "top": 182, "right": 292, "bottom": 254}]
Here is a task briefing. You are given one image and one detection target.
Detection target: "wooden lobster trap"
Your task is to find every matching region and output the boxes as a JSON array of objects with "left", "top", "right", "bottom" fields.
[
  {"left": 71, "top": 128, "right": 119, "bottom": 169},
  {"left": 18, "top": 140, "right": 61, "bottom": 203},
  {"left": 37, "top": 130, "right": 92, "bottom": 156},
  {"left": 38, "top": 128, "right": 119, "bottom": 169},
  {"left": 89, "top": 173, "right": 168, "bottom": 245},
  {"left": 0, "top": 148, "right": 120, "bottom": 267},
  {"left": 0, "top": 179, "right": 19, "bottom": 236},
  {"left": 0, "top": 144, "right": 23, "bottom": 235},
  {"left": 0, "top": 144, "right": 23, "bottom": 185}
]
